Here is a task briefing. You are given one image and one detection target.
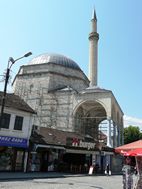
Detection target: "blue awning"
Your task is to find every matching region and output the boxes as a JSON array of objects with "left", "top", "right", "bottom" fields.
[{"left": 0, "top": 135, "right": 28, "bottom": 148}]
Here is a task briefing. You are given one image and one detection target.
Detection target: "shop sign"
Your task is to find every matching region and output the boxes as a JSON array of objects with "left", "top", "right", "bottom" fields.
[
  {"left": 67, "top": 138, "right": 96, "bottom": 150},
  {"left": 0, "top": 135, "right": 28, "bottom": 148}
]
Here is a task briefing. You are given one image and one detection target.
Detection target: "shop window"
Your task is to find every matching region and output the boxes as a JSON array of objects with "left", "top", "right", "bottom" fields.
[
  {"left": 15, "top": 151, "right": 24, "bottom": 171},
  {"left": 0, "top": 113, "right": 11, "bottom": 129},
  {"left": 0, "top": 147, "right": 12, "bottom": 171},
  {"left": 14, "top": 116, "right": 23, "bottom": 131}
]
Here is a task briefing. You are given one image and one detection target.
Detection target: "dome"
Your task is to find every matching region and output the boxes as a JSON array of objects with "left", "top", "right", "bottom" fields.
[{"left": 28, "top": 53, "right": 81, "bottom": 71}]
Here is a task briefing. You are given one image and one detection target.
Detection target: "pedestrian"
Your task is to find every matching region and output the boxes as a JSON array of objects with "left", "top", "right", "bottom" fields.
[
  {"left": 105, "top": 163, "right": 111, "bottom": 176},
  {"left": 122, "top": 156, "right": 134, "bottom": 189}
]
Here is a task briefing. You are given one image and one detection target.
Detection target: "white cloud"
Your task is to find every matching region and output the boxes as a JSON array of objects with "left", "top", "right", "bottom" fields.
[{"left": 124, "top": 115, "right": 142, "bottom": 129}]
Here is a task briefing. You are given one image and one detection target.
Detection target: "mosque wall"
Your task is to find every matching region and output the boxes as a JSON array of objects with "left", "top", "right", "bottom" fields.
[
  {"left": 20, "top": 64, "right": 86, "bottom": 79},
  {"left": 13, "top": 64, "right": 89, "bottom": 95},
  {"left": 13, "top": 69, "right": 123, "bottom": 143},
  {"left": 13, "top": 74, "right": 76, "bottom": 131}
]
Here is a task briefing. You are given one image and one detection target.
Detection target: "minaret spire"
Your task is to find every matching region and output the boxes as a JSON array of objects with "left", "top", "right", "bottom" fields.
[
  {"left": 92, "top": 8, "right": 97, "bottom": 20},
  {"left": 88, "top": 8, "right": 99, "bottom": 87}
]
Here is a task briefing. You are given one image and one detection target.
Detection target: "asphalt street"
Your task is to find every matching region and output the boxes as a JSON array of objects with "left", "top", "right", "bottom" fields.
[{"left": 0, "top": 175, "right": 128, "bottom": 189}]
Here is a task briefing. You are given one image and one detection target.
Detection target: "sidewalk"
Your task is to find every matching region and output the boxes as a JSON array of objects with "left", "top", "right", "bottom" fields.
[
  {"left": 0, "top": 171, "right": 122, "bottom": 181},
  {"left": 0, "top": 172, "right": 71, "bottom": 181}
]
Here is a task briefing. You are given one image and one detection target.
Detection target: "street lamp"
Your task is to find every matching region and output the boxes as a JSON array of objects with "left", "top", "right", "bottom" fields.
[{"left": 0, "top": 52, "right": 32, "bottom": 128}]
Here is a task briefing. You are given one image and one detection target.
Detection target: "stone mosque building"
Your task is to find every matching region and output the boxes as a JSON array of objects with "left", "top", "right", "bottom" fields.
[{"left": 12, "top": 10, "right": 124, "bottom": 173}]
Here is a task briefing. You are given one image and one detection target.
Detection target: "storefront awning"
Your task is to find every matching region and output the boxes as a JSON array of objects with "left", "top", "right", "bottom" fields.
[
  {"left": 66, "top": 148, "right": 100, "bottom": 155},
  {"left": 35, "top": 144, "right": 65, "bottom": 150}
]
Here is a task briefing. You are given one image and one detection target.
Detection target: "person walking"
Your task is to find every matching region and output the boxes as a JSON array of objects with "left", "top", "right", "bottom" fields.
[{"left": 105, "top": 163, "right": 111, "bottom": 176}]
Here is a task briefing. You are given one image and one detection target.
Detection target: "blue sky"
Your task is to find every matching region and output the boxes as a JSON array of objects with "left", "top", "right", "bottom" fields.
[{"left": 0, "top": 0, "right": 142, "bottom": 127}]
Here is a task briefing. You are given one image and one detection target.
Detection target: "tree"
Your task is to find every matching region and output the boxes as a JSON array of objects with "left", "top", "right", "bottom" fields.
[{"left": 124, "top": 125, "right": 142, "bottom": 144}]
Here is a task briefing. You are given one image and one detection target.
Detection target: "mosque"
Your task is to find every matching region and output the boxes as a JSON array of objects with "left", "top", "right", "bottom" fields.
[{"left": 12, "top": 10, "right": 124, "bottom": 173}]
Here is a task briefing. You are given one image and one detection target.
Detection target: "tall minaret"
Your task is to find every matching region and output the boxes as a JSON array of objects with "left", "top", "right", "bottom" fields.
[{"left": 88, "top": 9, "right": 99, "bottom": 87}]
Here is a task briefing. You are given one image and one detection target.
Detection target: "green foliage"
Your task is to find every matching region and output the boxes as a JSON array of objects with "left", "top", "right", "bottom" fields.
[{"left": 124, "top": 125, "right": 142, "bottom": 144}]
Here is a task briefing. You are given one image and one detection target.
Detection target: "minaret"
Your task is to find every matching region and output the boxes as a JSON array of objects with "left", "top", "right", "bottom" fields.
[{"left": 88, "top": 9, "right": 99, "bottom": 87}]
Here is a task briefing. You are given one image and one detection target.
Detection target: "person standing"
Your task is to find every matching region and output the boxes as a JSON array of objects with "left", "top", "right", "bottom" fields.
[{"left": 122, "top": 156, "right": 134, "bottom": 189}]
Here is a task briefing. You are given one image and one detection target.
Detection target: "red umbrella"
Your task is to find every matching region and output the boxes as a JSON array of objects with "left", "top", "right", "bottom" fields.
[
  {"left": 126, "top": 148, "right": 142, "bottom": 156},
  {"left": 115, "top": 142, "right": 142, "bottom": 188},
  {"left": 115, "top": 140, "right": 142, "bottom": 153},
  {"left": 116, "top": 150, "right": 130, "bottom": 156}
]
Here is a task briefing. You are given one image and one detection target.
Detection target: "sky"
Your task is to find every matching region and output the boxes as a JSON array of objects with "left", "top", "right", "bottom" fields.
[{"left": 0, "top": 0, "right": 142, "bottom": 128}]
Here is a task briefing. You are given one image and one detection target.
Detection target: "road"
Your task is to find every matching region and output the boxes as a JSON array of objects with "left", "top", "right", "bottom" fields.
[{"left": 0, "top": 175, "right": 124, "bottom": 189}]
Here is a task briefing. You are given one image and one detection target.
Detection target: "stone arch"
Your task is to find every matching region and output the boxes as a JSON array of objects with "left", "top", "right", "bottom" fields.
[
  {"left": 73, "top": 100, "right": 107, "bottom": 141},
  {"left": 73, "top": 99, "right": 108, "bottom": 117}
]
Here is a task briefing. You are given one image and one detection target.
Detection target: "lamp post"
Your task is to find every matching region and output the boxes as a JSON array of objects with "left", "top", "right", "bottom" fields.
[{"left": 0, "top": 52, "right": 32, "bottom": 128}]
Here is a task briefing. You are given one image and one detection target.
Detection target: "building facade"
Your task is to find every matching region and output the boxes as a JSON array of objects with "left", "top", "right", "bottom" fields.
[
  {"left": 12, "top": 10, "right": 124, "bottom": 173},
  {"left": 0, "top": 92, "right": 35, "bottom": 171}
]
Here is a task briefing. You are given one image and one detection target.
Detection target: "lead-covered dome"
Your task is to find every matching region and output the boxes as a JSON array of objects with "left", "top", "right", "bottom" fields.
[{"left": 28, "top": 53, "right": 81, "bottom": 71}]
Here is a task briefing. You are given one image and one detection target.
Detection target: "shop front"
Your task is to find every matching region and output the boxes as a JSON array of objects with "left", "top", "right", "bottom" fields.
[
  {"left": 29, "top": 127, "right": 114, "bottom": 174},
  {"left": 27, "top": 144, "right": 65, "bottom": 172},
  {"left": 27, "top": 144, "right": 95, "bottom": 173},
  {"left": 0, "top": 135, "right": 28, "bottom": 171},
  {"left": 64, "top": 137, "right": 99, "bottom": 173}
]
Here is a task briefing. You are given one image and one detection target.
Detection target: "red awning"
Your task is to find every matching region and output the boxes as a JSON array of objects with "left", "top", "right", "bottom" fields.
[
  {"left": 124, "top": 148, "right": 142, "bottom": 156},
  {"left": 115, "top": 140, "right": 142, "bottom": 154}
]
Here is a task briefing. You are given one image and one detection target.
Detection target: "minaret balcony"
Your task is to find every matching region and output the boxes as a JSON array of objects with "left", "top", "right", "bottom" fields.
[{"left": 89, "top": 32, "right": 99, "bottom": 40}]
